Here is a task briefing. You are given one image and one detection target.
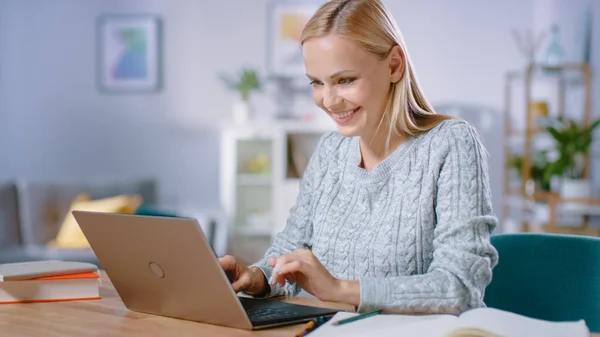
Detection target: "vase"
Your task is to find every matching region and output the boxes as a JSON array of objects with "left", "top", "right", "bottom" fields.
[
  {"left": 559, "top": 178, "right": 591, "bottom": 213},
  {"left": 543, "top": 25, "right": 566, "bottom": 68},
  {"left": 232, "top": 100, "right": 251, "bottom": 124}
]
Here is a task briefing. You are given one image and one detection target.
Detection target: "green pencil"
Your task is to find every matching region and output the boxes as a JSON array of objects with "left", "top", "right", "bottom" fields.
[{"left": 332, "top": 309, "right": 383, "bottom": 326}]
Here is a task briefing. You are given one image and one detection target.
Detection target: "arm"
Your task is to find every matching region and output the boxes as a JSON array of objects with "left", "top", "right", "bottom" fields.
[
  {"left": 248, "top": 132, "right": 333, "bottom": 297},
  {"left": 351, "top": 123, "right": 499, "bottom": 314}
]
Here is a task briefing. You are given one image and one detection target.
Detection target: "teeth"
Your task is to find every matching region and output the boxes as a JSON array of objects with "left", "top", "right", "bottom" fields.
[{"left": 334, "top": 109, "right": 355, "bottom": 118}]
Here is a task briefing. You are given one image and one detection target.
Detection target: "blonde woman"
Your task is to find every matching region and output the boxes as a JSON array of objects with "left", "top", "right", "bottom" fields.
[{"left": 220, "top": 0, "right": 498, "bottom": 314}]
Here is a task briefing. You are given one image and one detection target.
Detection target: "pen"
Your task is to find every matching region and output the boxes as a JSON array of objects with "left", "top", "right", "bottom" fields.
[
  {"left": 295, "top": 316, "right": 332, "bottom": 336},
  {"left": 295, "top": 320, "right": 315, "bottom": 337},
  {"left": 332, "top": 309, "right": 383, "bottom": 326}
]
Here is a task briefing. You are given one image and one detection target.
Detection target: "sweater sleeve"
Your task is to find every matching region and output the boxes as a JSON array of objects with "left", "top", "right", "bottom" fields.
[
  {"left": 357, "top": 122, "right": 499, "bottom": 314},
  {"left": 248, "top": 132, "right": 333, "bottom": 298}
]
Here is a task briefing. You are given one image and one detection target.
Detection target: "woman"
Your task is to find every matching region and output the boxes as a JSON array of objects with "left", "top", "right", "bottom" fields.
[{"left": 220, "top": 0, "right": 498, "bottom": 315}]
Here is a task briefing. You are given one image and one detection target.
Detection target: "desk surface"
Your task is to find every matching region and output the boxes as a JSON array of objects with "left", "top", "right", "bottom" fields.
[
  {"left": 0, "top": 271, "right": 353, "bottom": 337},
  {"left": 1, "top": 272, "right": 598, "bottom": 337}
]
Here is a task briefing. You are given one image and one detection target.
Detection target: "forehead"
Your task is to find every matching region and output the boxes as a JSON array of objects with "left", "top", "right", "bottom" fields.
[{"left": 302, "top": 34, "right": 378, "bottom": 76}]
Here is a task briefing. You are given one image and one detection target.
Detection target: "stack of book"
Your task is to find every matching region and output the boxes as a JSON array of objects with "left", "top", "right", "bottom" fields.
[{"left": 0, "top": 260, "right": 101, "bottom": 304}]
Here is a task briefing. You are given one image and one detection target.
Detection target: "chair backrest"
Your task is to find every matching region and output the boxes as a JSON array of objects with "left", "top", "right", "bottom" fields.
[
  {"left": 0, "top": 182, "right": 22, "bottom": 247},
  {"left": 484, "top": 233, "right": 600, "bottom": 332}
]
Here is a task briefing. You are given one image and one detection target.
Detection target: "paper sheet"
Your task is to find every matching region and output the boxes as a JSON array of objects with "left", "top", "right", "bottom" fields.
[{"left": 308, "top": 308, "right": 589, "bottom": 337}]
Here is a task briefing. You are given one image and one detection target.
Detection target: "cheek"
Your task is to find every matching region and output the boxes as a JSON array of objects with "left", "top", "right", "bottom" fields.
[
  {"left": 312, "top": 90, "right": 323, "bottom": 108},
  {"left": 339, "top": 83, "right": 375, "bottom": 107}
]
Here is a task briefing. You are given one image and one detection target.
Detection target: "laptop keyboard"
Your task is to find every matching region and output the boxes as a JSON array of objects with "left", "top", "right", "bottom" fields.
[
  {"left": 246, "top": 307, "right": 300, "bottom": 322},
  {"left": 237, "top": 297, "right": 339, "bottom": 326}
]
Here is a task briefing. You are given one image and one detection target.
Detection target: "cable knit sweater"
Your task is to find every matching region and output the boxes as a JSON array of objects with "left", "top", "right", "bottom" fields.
[{"left": 252, "top": 119, "right": 499, "bottom": 314}]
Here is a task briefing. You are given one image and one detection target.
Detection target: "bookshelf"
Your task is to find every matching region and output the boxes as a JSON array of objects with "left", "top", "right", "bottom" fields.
[
  {"left": 502, "top": 62, "right": 600, "bottom": 235},
  {"left": 219, "top": 119, "right": 335, "bottom": 263}
]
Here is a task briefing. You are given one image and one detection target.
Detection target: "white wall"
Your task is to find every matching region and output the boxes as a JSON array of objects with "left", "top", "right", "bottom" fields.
[{"left": 0, "top": 0, "right": 537, "bottom": 217}]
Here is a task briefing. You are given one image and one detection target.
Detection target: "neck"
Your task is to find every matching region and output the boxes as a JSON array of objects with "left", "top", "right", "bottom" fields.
[{"left": 359, "top": 126, "right": 406, "bottom": 170}]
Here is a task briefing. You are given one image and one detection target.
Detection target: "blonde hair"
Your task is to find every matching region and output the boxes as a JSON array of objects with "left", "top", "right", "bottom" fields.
[{"left": 301, "top": 0, "right": 452, "bottom": 148}]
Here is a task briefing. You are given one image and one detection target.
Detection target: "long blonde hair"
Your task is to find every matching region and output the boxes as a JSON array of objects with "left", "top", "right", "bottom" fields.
[{"left": 301, "top": 0, "right": 452, "bottom": 147}]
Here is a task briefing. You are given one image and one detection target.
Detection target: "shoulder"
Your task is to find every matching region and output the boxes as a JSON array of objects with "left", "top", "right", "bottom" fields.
[
  {"left": 418, "top": 118, "right": 488, "bottom": 157},
  {"left": 420, "top": 118, "right": 479, "bottom": 142}
]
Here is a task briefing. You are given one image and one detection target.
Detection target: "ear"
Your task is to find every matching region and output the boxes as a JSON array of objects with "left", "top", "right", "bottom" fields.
[{"left": 388, "top": 45, "right": 405, "bottom": 83}]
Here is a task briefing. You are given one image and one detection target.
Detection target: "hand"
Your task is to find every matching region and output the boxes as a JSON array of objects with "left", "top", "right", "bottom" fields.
[
  {"left": 269, "top": 249, "right": 345, "bottom": 303},
  {"left": 218, "top": 255, "right": 268, "bottom": 295}
]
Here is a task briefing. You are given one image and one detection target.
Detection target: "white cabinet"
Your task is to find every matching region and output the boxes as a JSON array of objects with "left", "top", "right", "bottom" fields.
[{"left": 219, "top": 120, "right": 335, "bottom": 244}]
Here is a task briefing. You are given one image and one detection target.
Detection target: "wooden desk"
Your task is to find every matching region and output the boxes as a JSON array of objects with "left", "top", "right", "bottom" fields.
[
  {"left": 0, "top": 272, "right": 352, "bottom": 337},
  {"left": 1, "top": 272, "right": 598, "bottom": 337}
]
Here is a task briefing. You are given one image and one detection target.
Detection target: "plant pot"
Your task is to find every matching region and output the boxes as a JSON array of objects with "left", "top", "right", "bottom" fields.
[
  {"left": 559, "top": 178, "right": 591, "bottom": 213},
  {"left": 232, "top": 100, "right": 252, "bottom": 124},
  {"left": 531, "top": 202, "right": 549, "bottom": 225}
]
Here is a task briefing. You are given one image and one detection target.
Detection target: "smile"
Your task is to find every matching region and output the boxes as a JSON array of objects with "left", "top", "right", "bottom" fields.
[{"left": 331, "top": 107, "right": 360, "bottom": 124}]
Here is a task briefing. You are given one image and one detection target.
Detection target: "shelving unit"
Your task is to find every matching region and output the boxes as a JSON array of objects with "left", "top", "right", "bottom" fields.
[
  {"left": 219, "top": 119, "right": 335, "bottom": 263},
  {"left": 502, "top": 62, "right": 600, "bottom": 235}
]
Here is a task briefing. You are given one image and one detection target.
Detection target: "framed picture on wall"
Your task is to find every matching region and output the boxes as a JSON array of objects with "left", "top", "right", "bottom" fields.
[
  {"left": 266, "top": 0, "right": 325, "bottom": 78},
  {"left": 97, "top": 14, "right": 162, "bottom": 93}
]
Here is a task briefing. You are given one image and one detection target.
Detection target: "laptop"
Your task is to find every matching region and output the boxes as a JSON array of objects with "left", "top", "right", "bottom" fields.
[{"left": 72, "top": 210, "right": 340, "bottom": 330}]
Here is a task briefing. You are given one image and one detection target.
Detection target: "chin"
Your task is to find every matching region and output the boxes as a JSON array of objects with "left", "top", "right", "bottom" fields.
[{"left": 336, "top": 125, "right": 362, "bottom": 138}]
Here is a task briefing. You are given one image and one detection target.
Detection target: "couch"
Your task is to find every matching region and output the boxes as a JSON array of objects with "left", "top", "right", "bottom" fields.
[{"left": 0, "top": 179, "right": 222, "bottom": 267}]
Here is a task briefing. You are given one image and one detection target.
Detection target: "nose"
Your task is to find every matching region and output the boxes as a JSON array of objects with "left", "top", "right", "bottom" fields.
[{"left": 322, "top": 87, "right": 343, "bottom": 112}]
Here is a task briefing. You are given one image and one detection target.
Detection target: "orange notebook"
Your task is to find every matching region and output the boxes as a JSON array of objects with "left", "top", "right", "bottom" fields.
[{"left": 0, "top": 271, "right": 101, "bottom": 304}]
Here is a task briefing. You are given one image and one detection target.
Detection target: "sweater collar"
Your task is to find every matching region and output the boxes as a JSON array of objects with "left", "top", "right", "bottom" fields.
[{"left": 346, "top": 135, "right": 417, "bottom": 183}]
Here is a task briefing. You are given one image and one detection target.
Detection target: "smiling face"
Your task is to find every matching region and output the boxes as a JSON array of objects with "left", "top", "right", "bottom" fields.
[{"left": 303, "top": 34, "right": 397, "bottom": 139}]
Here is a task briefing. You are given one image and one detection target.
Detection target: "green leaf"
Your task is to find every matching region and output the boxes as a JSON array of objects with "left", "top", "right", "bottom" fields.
[
  {"left": 546, "top": 126, "right": 566, "bottom": 142},
  {"left": 589, "top": 119, "right": 600, "bottom": 132},
  {"left": 219, "top": 67, "right": 261, "bottom": 101}
]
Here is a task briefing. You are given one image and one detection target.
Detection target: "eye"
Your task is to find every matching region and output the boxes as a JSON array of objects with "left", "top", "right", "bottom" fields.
[
  {"left": 310, "top": 80, "right": 323, "bottom": 87},
  {"left": 338, "top": 77, "right": 355, "bottom": 85}
]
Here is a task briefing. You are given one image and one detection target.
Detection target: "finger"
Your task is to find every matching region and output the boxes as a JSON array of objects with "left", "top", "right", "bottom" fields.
[
  {"left": 274, "top": 254, "right": 292, "bottom": 267},
  {"left": 274, "top": 250, "right": 318, "bottom": 287},
  {"left": 284, "top": 272, "right": 297, "bottom": 283},
  {"left": 270, "top": 267, "right": 284, "bottom": 287},
  {"left": 271, "top": 255, "right": 292, "bottom": 285},
  {"left": 278, "top": 260, "right": 303, "bottom": 276},
  {"left": 268, "top": 256, "right": 277, "bottom": 267},
  {"left": 274, "top": 261, "right": 303, "bottom": 287},
  {"left": 272, "top": 256, "right": 302, "bottom": 286},
  {"left": 219, "top": 255, "right": 239, "bottom": 282},
  {"left": 231, "top": 273, "right": 251, "bottom": 293},
  {"left": 219, "top": 255, "right": 237, "bottom": 271}
]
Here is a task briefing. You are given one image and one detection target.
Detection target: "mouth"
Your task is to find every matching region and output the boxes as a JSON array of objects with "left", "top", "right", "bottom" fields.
[{"left": 331, "top": 107, "right": 360, "bottom": 124}]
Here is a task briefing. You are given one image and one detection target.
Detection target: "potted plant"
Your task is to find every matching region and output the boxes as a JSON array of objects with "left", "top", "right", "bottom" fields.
[
  {"left": 219, "top": 67, "right": 261, "bottom": 124},
  {"left": 543, "top": 116, "right": 600, "bottom": 202},
  {"left": 509, "top": 151, "right": 551, "bottom": 191}
]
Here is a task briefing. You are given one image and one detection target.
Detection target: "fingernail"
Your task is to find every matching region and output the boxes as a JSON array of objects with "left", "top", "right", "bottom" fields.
[{"left": 274, "top": 268, "right": 281, "bottom": 274}]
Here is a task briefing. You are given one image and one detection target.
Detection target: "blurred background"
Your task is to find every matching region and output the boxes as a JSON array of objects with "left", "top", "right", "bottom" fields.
[{"left": 0, "top": 0, "right": 598, "bottom": 267}]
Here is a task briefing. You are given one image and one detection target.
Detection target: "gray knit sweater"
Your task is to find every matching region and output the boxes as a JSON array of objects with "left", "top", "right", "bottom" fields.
[{"left": 252, "top": 119, "right": 499, "bottom": 314}]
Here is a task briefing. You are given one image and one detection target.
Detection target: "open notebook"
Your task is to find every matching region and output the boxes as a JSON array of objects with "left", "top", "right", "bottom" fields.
[{"left": 309, "top": 308, "right": 589, "bottom": 337}]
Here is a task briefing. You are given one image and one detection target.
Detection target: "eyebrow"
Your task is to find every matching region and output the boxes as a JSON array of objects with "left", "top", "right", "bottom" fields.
[{"left": 306, "top": 70, "right": 355, "bottom": 80}]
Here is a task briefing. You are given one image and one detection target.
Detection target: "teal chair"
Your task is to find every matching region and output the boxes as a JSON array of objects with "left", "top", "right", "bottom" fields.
[
  {"left": 484, "top": 233, "right": 600, "bottom": 332},
  {"left": 135, "top": 204, "right": 179, "bottom": 218}
]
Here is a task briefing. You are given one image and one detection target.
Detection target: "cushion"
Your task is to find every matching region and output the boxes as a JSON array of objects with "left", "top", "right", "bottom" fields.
[
  {"left": 49, "top": 193, "right": 142, "bottom": 249},
  {"left": 16, "top": 179, "right": 156, "bottom": 245}
]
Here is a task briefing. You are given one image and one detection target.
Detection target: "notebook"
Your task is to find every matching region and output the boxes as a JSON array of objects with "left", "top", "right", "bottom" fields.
[
  {"left": 0, "top": 272, "right": 101, "bottom": 304},
  {"left": 0, "top": 260, "right": 98, "bottom": 281},
  {"left": 309, "top": 308, "right": 589, "bottom": 337}
]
